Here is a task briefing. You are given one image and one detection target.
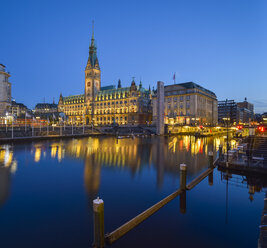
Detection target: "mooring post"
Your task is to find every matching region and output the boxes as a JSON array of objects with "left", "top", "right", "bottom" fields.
[
  {"left": 180, "top": 164, "right": 187, "bottom": 190},
  {"left": 208, "top": 172, "right": 213, "bottom": 186},
  {"left": 208, "top": 151, "right": 214, "bottom": 169},
  {"left": 93, "top": 197, "right": 105, "bottom": 248}
]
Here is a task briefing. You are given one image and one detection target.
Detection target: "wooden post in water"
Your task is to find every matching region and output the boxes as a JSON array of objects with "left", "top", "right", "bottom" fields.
[
  {"left": 208, "top": 151, "right": 214, "bottom": 186},
  {"left": 180, "top": 164, "right": 187, "bottom": 190},
  {"left": 179, "top": 164, "right": 187, "bottom": 213},
  {"left": 208, "top": 151, "right": 214, "bottom": 169},
  {"left": 93, "top": 197, "right": 105, "bottom": 248}
]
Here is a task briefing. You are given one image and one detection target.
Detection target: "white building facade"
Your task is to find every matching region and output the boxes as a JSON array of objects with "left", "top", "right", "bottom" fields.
[{"left": 0, "top": 64, "right": 11, "bottom": 118}]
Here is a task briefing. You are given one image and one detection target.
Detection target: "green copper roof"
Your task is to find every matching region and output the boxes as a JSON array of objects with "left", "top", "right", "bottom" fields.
[{"left": 63, "top": 94, "right": 84, "bottom": 101}]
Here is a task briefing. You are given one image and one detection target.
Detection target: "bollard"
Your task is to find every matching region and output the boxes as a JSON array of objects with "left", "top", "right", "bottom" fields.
[
  {"left": 180, "top": 164, "right": 187, "bottom": 190},
  {"left": 93, "top": 197, "right": 105, "bottom": 248},
  {"left": 208, "top": 172, "right": 213, "bottom": 186},
  {"left": 179, "top": 191, "right": 186, "bottom": 214},
  {"left": 208, "top": 151, "right": 214, "bottom": 169}
]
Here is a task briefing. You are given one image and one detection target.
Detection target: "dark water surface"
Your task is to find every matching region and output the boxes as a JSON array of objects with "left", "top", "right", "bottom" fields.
[{"left": 0, "top": 136, "right": 265, "bottom": 248}]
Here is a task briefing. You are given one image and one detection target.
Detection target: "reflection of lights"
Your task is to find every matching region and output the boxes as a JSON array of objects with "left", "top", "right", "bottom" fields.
[
  {"left": 51, "top": 145, "right": 57, "bottom": 158},
  {"left": 10, "top": 161, "right": 17, "bottom": 173},
  {"left": 168, "top": 137, "right": 177, "bottom": 153},
  {"left": 0, "top": 147, "right": 13, "bottom": 167},
  {"left": 34, "top": 147, "right": 41, "bottom": 162},
  {"left": 0, "top": 146, "right": 16, "bottom": 168}
]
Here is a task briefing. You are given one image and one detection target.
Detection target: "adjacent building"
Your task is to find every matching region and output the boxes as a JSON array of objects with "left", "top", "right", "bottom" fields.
[
  {"left": 237, "top": 98, "right": 254, "bottom": 124},
  {"left": 152, "top": 82, "right": 218, "bottom": 125},
  {"left": 218, "top": 98, "right": 254, "bottom": 125},
  {"left": 58, "top": 28, "right": 152, "bottom": 125},
  {"left": 33, "top": 102, "right": 58, "bottom": 119},
  {"left": 11, "top": 100, "right": 30, "bottom": 118},
  {"left": 0, "top": 64, "right": 11, "bottom": 117},
  {"left": 218, "top": 100, "right": 238, "bottom": 125}
]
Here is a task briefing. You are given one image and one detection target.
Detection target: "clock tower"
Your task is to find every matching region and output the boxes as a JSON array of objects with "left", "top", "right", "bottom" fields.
[{"left": 85, "top": 23, "right": 101, "bottom": 122}]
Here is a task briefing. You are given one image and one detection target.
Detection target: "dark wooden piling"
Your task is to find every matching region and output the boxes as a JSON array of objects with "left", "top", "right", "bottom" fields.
[
  {"left": 180, "top": 164, "right": 187, "bottom": 190},
  {"left": 93, "top": 197, "right": 105, "bottom": 248}
]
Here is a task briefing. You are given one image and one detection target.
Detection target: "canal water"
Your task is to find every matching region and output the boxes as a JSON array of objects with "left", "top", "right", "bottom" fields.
[{"left": 0, "top": 136, "right": 265, "bottom": 248}]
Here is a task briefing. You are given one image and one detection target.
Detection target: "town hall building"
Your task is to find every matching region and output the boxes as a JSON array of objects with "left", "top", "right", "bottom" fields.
[{"left": 58, "top": 27, "right": 152, "bottom": 126}]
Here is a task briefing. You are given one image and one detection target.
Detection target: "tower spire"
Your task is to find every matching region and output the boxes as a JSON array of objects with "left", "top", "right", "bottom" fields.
[{"left": 92, "top": 20, "right": 94, "bottom": 40}]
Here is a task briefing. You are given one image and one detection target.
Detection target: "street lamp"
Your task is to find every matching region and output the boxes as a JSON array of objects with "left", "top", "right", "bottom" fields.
[
  {"left": 223, "top": 117, "right": 230, "bottom": 163},
  {"left": 5, "top": 112, "right": 8, "bottom": 132}
]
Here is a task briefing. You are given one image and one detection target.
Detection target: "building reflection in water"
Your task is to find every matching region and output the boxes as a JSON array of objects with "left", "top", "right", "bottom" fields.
[
  {"left": 35, "top": 136, "right": 228, "bottom": 201},
  {"left": 0, "top": 145, "right": 17, "bottom": 207}
]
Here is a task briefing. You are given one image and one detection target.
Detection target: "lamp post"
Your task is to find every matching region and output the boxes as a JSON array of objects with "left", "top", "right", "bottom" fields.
[
  {"left": 47, "top": 117, "right": 49, "bottom": 136},
  {"left": 5, "top": 112, "right": 8, "bottom": 133},
  {"left": 11, "top": 115, "right": 14, "bottom": 139}
]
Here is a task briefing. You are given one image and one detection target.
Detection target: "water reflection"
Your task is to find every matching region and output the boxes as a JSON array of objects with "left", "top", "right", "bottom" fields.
[
  {"left": 28, "top": 136, "right": 228, "bottom": 195},
  {"left": 0, "top": 136, "right": 266, "bottom": 247},
  {"left": 0, "top": 135, "right": 241, "bottom": 209},
  {"left": 0, "top": 145, "right": 17, "bottom": 207}
]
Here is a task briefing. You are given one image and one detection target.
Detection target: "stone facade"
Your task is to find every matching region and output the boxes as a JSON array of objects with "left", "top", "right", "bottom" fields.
[
  {"left": 152, "top": 82, "right": 218, "bottom": 126},
  {"left": 0, "top": 64, "right": 11, "bottom": 116},
  {"left": 34, "top": 102, "right": 58, "bottom": 119},
  {"left": 156, "top": 81, "right": 165, "bottom": 135},
  {"left": 58, "top": 28, "right": 152, "bottom": 125},
  {"left": 11, "top": 101, "right": 29, "bottom": 118}
]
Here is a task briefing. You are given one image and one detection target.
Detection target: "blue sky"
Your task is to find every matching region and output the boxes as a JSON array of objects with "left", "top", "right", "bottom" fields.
[{"left": 1, "top": 0, "right": 266, "bottom": 113}]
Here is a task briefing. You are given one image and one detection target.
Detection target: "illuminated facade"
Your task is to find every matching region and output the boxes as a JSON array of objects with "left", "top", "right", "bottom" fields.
[
  {"left": 58, "top": 28, "right": 152, "bottom": 125},
  {"left": 0, "top": 64, "right": 11, "bottom": 117},
  {"left": 152, "top": 82, "right": 218, "bottom": 125}
]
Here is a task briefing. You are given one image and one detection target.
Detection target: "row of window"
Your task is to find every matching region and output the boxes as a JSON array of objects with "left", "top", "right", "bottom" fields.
[
  {"left": 166, "top": 95, "right": 190, "bottom": 102},
  {"left": 167, "top": 103, "right": 190, "bottom": 109},
  {"left": 64, "top": 105, "right": 84, "bottom": 109},
  {"left": 96, "top": 92, "right": 139, "bottom": 101},
  {"left": 96, "top": 100, "right": 137, "bottom": 107},
  {"left": 96, "top": 108, "right": 136, "bottom": 114},
  {"left": 96, "top": 116, "right": 128, "bottom": 121},
  {"left": 167, "top": 111, "right": 190, "bottom": 116},
  {"left": 64, "top": 100, "right": 84, "bottom": 104}
]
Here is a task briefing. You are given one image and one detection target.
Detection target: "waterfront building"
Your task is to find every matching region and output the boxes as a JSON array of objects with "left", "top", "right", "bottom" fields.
[
  {"left": 218, "top": 100, "right": 238, "bottom": 125},
  {"left": 11, "top": 100, "right": 31, "bottom": 118},
  {"left": 152, "top": 82, "right": 218, "bottom": 126},
  {"left": 237, "top": 98, "right": 254, "bottom": 124},
  {"left": 58, "top": 28, "right": 152, "bottom": 125},
  {"left": 262, "top": 113, "right": 267, "bottom": 125},
  {"left": 218, "top": 98, "right": 254, "bottom": 125},
  {"left": 33, "top": 102, "right": 58, "bottom": 119},
  {"left": 0, "top": 64, "right": 11, "bottom": 117}
]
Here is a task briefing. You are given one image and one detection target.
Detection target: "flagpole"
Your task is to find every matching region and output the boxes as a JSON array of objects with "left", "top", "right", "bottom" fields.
[
  {"left": 64, "top": 115, "right": 65, "bottom": 131},
  {"left": 47, "top": 117, "right": 49, "bottom": 136},
  {"left": 83, "top": 114, "right": 85, "bottom": 134},
  {"left": 32, "top": 117, "right": 34, "bottom": 137},
  {"left": 5, "top": 112, "right": 8, "bottom": 133},
  {"left": 72, "top": 121, "right": 73, "bottom": 135},
  {"left": 12, "top": 117, "right": 14, "bottom": 139},
  {"left": 25, "top": 113, "right": 27, "bottom": 132}
]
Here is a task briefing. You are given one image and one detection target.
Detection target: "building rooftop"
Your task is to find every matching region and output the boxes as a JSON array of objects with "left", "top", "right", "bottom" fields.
[
  {"left": 35, "top": 103, "right": 58, "bottom": 109},
  {"left": 63, "top": 94, "right": 84, "bottom": 101},
  {"left": 164, "top": 82, "right": 216, "bottom": 97}
]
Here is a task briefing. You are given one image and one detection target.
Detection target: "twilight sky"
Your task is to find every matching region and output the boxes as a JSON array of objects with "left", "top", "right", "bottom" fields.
[{"left": 1, "top": 0, "right": 266, "bottom": 113}]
